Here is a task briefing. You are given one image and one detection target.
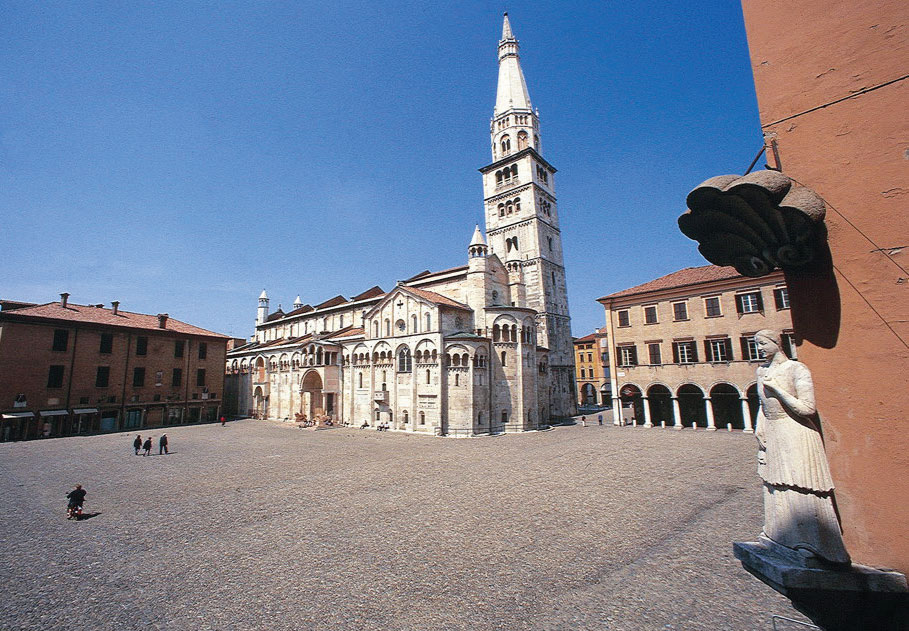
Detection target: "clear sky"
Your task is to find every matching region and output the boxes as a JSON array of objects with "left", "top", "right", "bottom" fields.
[{"left": 0, "top": 1, "right": 762, "bottom": 339}]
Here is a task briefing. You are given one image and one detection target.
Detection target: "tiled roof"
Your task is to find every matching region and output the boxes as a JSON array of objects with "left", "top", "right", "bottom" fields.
[
  {"left": 350, "top": 286, "right": 385, "bottom": 301},
  {"left": 0, "top": 301, "right": 228, "bottom": 338},
  {"left": 404, "top": 287, "right": 471, "bottom": 311},
  {"left": 598, "top": 265, "right": 744, "bottom": 300},
  {"left": 265, "top": 309, "right": 285, "bottom": 322},
  {"left": 405, "top": 265, "right": 468, "bottom": 283},
  {"left": 325, "top": 326, "right": 364, "bottom": 339},
  {"left": 285, "top": 304, "right": 313, "bottom": 317},
  {"left": 314, "top": 295, "right": 348, "bottom": 310},
  {"left": 573, "top": 333, "right": 597, "bottom": 344}
]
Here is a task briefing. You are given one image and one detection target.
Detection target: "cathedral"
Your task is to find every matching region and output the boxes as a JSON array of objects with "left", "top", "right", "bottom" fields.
[{"left": 224, "top": 15, "right": 576, "bottom": 434}]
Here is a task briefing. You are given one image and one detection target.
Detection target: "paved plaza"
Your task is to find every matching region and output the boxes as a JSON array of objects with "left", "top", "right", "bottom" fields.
[{"left": 0, "top": 420, "right": 812, "bottom": 630}]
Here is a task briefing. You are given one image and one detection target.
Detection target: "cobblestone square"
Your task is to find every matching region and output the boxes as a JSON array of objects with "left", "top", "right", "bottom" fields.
[{"left": 0, "top": 420, "right": 810, "bottom": 630}]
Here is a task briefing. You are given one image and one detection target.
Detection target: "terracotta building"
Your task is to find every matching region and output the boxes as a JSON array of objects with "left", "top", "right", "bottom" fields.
[
  {"left": 735, "top": 0, "right": 909, "bottom": 579},
  {"left": 573, "top": 328, "right": 610, "bottom": 407},
  {"left": 0, "top": 295, "right": 229, "bottom": 440},
  {"left": 598, "top": 266, "right": 793, "bottom": 430}
]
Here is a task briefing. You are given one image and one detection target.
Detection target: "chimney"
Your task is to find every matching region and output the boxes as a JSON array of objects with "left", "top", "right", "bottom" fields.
[
  {"left": 111, "top": 301, "right": 120, "bottom": 316},
  {"left": 157, "top": 313, "right": 168, "bottom": 329},
  {"left": 60, "top": 292, "right": 69, "bottom": 308}
]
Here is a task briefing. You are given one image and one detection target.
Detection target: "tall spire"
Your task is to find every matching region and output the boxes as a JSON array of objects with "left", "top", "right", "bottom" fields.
[{"left": 495, "top": 12, "right": 532, "bottom": 116}]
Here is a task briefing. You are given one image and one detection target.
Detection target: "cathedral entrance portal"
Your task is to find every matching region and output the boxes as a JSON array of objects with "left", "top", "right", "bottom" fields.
[
  {"left": 300, "top": 371, "right": 324, "bottom": 419},
  {"left": 253, "top": 386, "right": 267, "bottom": 420}
]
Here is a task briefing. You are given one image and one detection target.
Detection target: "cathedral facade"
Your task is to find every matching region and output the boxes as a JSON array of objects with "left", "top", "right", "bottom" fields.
[{"left": 225, "top": 15, "right": 576, "bottom": 435}]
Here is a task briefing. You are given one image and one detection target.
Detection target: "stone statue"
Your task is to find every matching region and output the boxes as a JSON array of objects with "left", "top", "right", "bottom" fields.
[{"left": 753, "top": 329, "right": 850, "bottom": 567}]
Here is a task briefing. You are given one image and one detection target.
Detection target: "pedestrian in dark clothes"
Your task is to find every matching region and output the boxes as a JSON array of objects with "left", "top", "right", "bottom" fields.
[
  {"left": 133, "top": 435, "right": 142, "bottom": 455},
  {"left": 598, "top": 414, "right": 603, "bottom": 426},
  {"left": 159, "top": 434, "right": 168, "bottom": 455},
  {"left": 142, "top": 437, "right": 152, "bottom": 456},
  {"left": 220, "top": 416, "right": 226, "bottom": 427}
]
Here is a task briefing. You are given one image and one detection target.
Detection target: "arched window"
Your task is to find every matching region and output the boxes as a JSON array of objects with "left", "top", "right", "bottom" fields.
[
  {"left": 492, "top": 290, "right": 498, "bottom": 304},
  {"left": 425, "top": 313, "right": 431, "bottom": 331},
  {"left": 547, "top": 236, "right": 553, "bottom": 251},
  {"left": 419, "top": 411, "right": 425, "bottom": 425},
  {"left": 372, "top": 321, "right": 379, "bottom": 337},
  {"left": 501, "top": 350, "right": 507, "bottom": 366},
  {"left": 510, "top": 164, "right": 518, "bottom": 179},
  {"left": 426, "top": 369, "right": 431, "bottom": 384},
  {"left": 381, "top": 370, "right": 387, "bottom": 390},
  {"left": 398, "top": 348, "right": 412, "bottom": 373},
  {"left": 403, "top": 410, "right": 408, "bottom": 425},
  {"left": 501, "top": 135, "right": 511, "bottom": 154},
  {"left": 498, "top": 203, "right": 505, "bottom": 217},
  {"left": 385, "top": 319, "right": 390, "bottom": 336},
  {"left": 376, "top": 409, "right": 381, "bottom": 422},
  {"left": 514, "top": 198, "right": 521, "bottom": 213},
  {"left": 517, "top": 131, "right": 528, "bottom": 150},
  {"left": 493, "top": 324, "right": 501, "bottom": 341},
  {"left": 431, "top": 350, "right": 437, "bottom": 362},
  {"left": 496, "top": 170, "right": 503, "bottom": 185},
  {"left": 358, "top": 372, "right": 363, "bottom": 388},
  {"left": 511, "top": 325, "right": 517, "bottom": 341},
  {"left": 411, "top": 314, "right": 417, "bottom": 332},
  {"left": 452, "top": 354, "right": 460, "bottom": 367}
]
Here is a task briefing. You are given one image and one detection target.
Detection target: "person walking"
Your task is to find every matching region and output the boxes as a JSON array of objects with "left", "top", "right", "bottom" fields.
[
  {"left": 133, "top": 435, "right": 142, "bottom": 455},
  {"left": 159, "top": 434, "right": 168, "bottom": 455},
  {"left": 142, "top": 437, "right": 152, "bottom": 456},
  {"left": 598, "top": 414, "right": 603, "bottom": 426},
  {"left": 220, "top": 416, "right": 226, "bottom": 427}
]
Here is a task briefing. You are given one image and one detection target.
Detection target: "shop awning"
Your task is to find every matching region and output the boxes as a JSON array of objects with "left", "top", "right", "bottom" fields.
[
  {"left": 39, "top": 409, "right": 69, "bottom": 416},
  {"left": 2, "top": 412, "right": 34, "bottom": 419},
  {"left": 72, "top": 408, "right": 99, "bottom": 414}
]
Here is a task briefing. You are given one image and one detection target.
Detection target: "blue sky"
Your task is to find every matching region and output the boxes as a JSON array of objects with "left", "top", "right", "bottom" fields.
[{"left": 0, "top": 1, "right": 762, "bottom": 338}]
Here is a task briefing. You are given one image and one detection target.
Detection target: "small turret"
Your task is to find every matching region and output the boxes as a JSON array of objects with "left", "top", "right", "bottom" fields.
[
  {"left": 293, "top": 295, "right": 303, "bottom": 310},
  {"left": 468, "top": 224, "right": 488, "bottom": 258},
  {"left": 257, "top": 289, "right": 269, "bottom": 326}
]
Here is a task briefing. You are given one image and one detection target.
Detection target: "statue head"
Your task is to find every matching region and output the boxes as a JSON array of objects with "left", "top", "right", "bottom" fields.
[{"left": 754, "top": 329, "right": 782, "bottom": 357}]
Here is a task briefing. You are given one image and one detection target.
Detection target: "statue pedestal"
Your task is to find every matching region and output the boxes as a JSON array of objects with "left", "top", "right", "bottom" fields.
[{"left": 733, "top": 540, "right": 908, "bottom": 630}]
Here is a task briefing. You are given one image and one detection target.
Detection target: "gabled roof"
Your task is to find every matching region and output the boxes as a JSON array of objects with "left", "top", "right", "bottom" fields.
[
  {"left": 405, "top": 265, "right": 469, "bottom": 283},
  {"left": 265, "top": 309, "right": 285, "bottom": 322},
  {"left": 285, "top": 304, "right": 313, "bottom": 317},
  {"left": 350, "top": 286, "right": 385, "bottom": 301},
  {"left": 0, "top": 301, "right": 228, "bottom": 338},
  {"left": 574, "top": 333, "right": 597, "bottom": 344},
  {"left": 314, "top": 295, "right": 348, "bottom": 310},
  {"left": 598, "top": 265, "right": 747, "bottom": 301},
  {"left": 446, "top": 332, "right": 487, "bottom": 340},
  {"left": 404, "top": 287, "right": 471, "bottom": 311},
  {"left": 324, "top": 326, "right": 365, "bottom": 340}
]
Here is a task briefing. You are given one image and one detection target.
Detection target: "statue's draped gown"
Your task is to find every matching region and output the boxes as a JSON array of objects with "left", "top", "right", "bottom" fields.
[{"left": 756, "top": 359, "right": 850, "bottom": 565}]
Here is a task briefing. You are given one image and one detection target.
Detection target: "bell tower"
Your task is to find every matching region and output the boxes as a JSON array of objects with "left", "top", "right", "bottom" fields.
[{"left": 479, "top": 13, "right": 575, "bottom": 417}]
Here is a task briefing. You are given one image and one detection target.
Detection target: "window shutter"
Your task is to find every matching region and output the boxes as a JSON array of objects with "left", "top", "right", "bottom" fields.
[
  {"left": 725, "top": 338, "right": 734, "bottom": 361},
  {"left": 703, "top": 340, "right": 712, "bottom": 362},
  {"left": 735, "top": 295, "right": 744, "bottom": 314},
  {"left": 672, "top": 343, "right": 679, "bottom": 364},
  {"left": 755, "top": 291, "right": 764, "bottom": 311},
  {"left": 773, "top": 289, "right": 783, "bottom": 310},
  {"left": 740, "top": 337, "right": 749, "bottom": 359},
  {"left": 691, "top": 343, "right": 699, "bottom": 363}
]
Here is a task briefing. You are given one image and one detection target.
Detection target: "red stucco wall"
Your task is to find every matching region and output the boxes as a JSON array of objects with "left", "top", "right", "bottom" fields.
[{"left": 741, "top": 0, "right": 909, "bottom": 573}]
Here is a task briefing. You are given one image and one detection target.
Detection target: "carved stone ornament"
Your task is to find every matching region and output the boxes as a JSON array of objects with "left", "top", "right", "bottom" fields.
[{"left": 678, "top": 171, "right": 826, "bottom": 277}]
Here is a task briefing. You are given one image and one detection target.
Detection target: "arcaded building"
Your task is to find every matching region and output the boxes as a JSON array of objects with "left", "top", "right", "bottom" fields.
[
  {"left": 0, "top": 295, "right": 228, "bottom": 441},
  {"left": 224, "top": 15, "right": 576, "bottom": 435},
  {"left": 597, "top": 265, "right": 793, "bottom": 430},
  {"left": 573, "top": 329, "right": 610, "bottom": 407}
]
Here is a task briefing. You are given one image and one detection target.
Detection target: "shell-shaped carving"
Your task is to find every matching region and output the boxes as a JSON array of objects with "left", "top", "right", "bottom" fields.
[{"left": 678, "top": 172, "right": 827, "bottom": 277}]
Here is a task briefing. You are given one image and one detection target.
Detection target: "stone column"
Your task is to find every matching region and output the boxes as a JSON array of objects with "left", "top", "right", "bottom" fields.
[
  {"left": 612, "top": 396, "right": 622, "bottom": 425},
  {"left": 740, "top": 396, "right": 754, "bottom": 433},
  {"left": 642, "top": 396, "right": 653, "bottom": 428},
  {"left": 705, "top": 397, "right": 717, "bottom": 431},
  {"left": 671, "top": 396, "right": 682, "bottom": 430}
]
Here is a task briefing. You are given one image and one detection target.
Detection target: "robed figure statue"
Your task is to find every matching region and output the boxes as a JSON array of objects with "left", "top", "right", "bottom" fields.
[{"left": 753, "top": 329, "right": 850, "bottom": 566}]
